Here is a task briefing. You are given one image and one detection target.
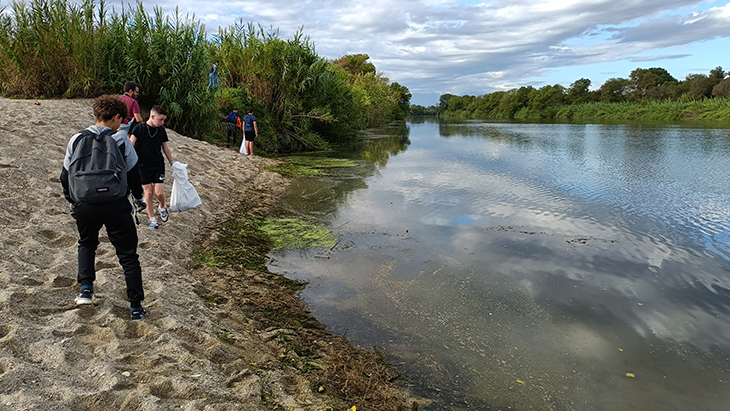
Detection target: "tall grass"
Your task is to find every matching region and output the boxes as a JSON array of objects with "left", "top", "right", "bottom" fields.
[
  {"left": 0, "top": 0, "right": 103, "bottom": 97},
  {"left": 0, "top": 0, "right": 411, "bottom": 150},
  {"left": 439, "top": 98, "right": 730, "bottom": 123},
  {"left": 132, "top": 6, "right": 217, "bottom": 138},
  {"left": 437, "top": 87, "right": 730, "bottom": 123},
  {"left": 0, "top": 0, "right": 218, "bottom": 138},
  {"left": 555, "top": 99, "right": 730, "bottom": 122},
  {"left": 218, "top": 23, "right": 334, "bottom": 149},
  {"left": 216, "top": 21, "right": 410, "bottom": 150}
]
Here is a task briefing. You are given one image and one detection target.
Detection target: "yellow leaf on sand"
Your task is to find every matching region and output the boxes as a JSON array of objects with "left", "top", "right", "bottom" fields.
[
  {"left": 626, "top": 373, "right": 635, "bottom": 378},
  {"left": 348, "top": 407, "right": 356, "bottom": 411},
  {"left": 516, "top": 380, "right": 525, "bottom": 384}
]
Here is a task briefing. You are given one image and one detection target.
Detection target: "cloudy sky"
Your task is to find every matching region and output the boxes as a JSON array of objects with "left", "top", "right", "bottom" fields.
[{"left": 115, "top": 0, "right": 730, "bottom": 105}]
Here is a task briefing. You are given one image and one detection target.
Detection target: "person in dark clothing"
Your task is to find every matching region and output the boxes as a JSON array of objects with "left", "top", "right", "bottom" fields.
[
  {"left": 130, "top": 105, "right": 175, "bottom": 229},
  {"left": 60, "top": 95, "right": 149, "bottom": 322},
  {"left": 243, "top": 107, "right": 258, "bottom": 157},
  {"left": 226, "top": 108, "right": 241, "bottom": 147}
]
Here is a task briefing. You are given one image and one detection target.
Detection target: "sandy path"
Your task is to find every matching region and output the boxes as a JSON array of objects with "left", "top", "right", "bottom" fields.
[{"left": 0, "top": 98, "right": 334, "bottom": 410}]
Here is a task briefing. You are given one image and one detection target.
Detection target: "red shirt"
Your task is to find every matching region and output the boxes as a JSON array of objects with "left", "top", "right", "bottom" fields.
[{"left": 119, "top": 94, "right": 140, "bottom": 125}]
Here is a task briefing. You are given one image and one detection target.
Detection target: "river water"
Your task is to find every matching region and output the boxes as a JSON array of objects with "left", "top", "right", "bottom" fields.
[{"left": 267, "top": 118, "right": 730, "bottom": 410}]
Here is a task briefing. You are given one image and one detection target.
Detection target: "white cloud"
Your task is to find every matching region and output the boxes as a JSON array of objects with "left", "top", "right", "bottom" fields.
[{"left": 103, "top": 0, "right": 730, "bottom": 104}]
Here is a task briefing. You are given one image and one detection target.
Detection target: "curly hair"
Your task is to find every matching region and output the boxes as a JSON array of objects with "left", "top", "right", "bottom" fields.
[{"left": 93, "top": 95, "right": 128, "bottom": 122}]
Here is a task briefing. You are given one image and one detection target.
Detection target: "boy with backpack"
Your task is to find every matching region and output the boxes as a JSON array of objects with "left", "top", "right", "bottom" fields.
[
  {"left": 226, "top": 108, "right": 241, "bottom": 147},
  {"left": 130, "top": 105, "right": 175, "bottom": 229},
  {"left": 60, "top": 95, "right": 148, "bottom": 321}
]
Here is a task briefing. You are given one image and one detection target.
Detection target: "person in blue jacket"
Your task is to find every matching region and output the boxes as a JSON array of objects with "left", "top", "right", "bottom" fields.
[
  {"left": 207, "top": 61, "right": 219, "bottom": 90},
  {"left": 226, "top": 108, "right": 240, "bottom": 147}
]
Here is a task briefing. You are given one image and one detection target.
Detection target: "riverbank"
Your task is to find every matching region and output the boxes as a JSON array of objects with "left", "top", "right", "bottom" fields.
[
  {"left": 439, "top": 97, "right": 730, "bottom": 122},
  {"left": 0, "top": 98, "right": 416, "bottom": 410}
]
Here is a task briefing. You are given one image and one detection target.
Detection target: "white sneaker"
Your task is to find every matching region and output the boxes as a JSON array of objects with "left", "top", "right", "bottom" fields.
[
  {"left": 74, "top": 288, "right": 94, "bottom": 305},
  {"left": 148, "top": 217, "right": 159, "bottom": 229},
  {"left": 159, "top": 206, "right": 169, "bottom": 223}
]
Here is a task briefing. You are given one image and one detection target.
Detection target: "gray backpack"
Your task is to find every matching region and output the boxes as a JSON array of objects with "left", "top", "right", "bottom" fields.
[{"left": 68, "top": 129, "right": 128, "bottom": 203}]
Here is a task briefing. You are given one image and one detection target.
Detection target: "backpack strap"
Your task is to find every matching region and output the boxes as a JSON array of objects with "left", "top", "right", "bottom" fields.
[
  {"left": 72, "top": 129, "right": 124, "bottom": 159},
  {"left": 71, "top": 129, "right": 95, "bottom": 152}
]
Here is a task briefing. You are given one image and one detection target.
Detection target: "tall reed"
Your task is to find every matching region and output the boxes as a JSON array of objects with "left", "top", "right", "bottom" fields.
[
  {"left": 217, "top": 22, "right": 337, "bottom": 149},
  {"left": 0, "top": 0, "right": 215, "bottom": 137},
  {"left": 0, "top": 0, "right": 411, "bottom": 149},
  {"left": 216, "top": 21, "right": 410, "bottom": 149},
  {"left": 0, "top": 0, "right": 104, "bottom": 97}
]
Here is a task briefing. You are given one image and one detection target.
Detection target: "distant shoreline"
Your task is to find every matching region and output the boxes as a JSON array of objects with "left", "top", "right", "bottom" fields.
[{"left": 437, "top": 98, "right": 730, "bottom": 123}]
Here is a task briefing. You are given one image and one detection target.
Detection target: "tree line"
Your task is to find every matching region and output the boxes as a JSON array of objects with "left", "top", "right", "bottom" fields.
[
  {"left": 0, "top": 0, "right": 411, "bottom": 153},
  {"left": 412, "top": 66, "right": 730, "bottom": 121}
]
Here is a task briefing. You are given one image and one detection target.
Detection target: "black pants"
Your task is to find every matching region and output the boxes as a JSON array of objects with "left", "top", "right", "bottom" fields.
[
  {"left": 75, "top": 197, "right": 144, "bottom": 303},
  {"left": 226, "top": 123, "right": 238, "bottom": 146}
]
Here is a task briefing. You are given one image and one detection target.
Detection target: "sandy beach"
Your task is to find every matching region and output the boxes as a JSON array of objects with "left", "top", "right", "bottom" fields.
[{"left": 0, "top": 98, "right": 414, "bottom": 410}]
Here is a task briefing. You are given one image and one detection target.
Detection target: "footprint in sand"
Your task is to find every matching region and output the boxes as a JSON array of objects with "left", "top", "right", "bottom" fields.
[
  {"left": 95, "top": 261, "right": 119, "bottom": 270},
  {"left": 0, "top": 325, "right": 24, "bottom": 360},
  {"left": 139, "top": 241, "right": 157, "bottom": 250},
  {"left": 20, "top": 276, "right": 44, "bottom": 286},
  {"left": 73, "top": 324, "right": 116, "bottom": 347},
  {"left": 75, "top": 307, "right": 99, "bottom": 321},
  {"left": 223, "top": 369, "right": 257, "bottom": 390},
  {"left": 38, "top": 229, "right": 76, "bottom": 248},
  {"left": 0, "top": 324, "right": 13, "bottom": 339},
  {"left": 52, "top": 276, "right": 75, "bottom": 288},
  {"left": 147, "top": 378, "right": 175, "bottom": 399}
]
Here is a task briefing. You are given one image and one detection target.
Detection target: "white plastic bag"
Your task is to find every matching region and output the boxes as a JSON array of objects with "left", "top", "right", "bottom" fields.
[
  {"left": 169, "top": 161, "right": 202, "bottom": 212},
  {"left": 239, "top": 141, "right": 248, "bottom": 155}
]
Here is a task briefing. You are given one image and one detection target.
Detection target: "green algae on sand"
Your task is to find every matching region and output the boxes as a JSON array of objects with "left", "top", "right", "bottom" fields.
[
  {"left": 190, "top": 201, "right": 412, "bottom": 411},
  {"left": 266, "top": 156, "right": 358, "bottom": 178},
  {"left": 194, "top": 212, "right": 336, "bottom": 273},
  {"left": 261, "top": 218, "right": 337, "bottom": 250}
]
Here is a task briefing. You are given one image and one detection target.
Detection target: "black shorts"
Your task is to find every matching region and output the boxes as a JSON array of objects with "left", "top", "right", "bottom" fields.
[
  {"left": 139, "top": 163, "right": 165, "bottom": 185},
  {"left": 245, "top": 130, "right": 256, "bottom": 142}
]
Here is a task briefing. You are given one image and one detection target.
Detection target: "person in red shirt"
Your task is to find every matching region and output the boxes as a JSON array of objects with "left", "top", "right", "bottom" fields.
[{"left": 119, "top": 81, "right": 143, "bottom": 136}]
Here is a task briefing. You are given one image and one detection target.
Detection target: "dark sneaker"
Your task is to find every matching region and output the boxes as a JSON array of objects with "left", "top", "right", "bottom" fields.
[
  {"left": 134, "top": 198, "right": 147, "bottom": 213},
  {"left": 159, "top": 206, "right": 169, "bottom": 223},
  {"left": 74, "top": 288, "right": 94, "bottom": 305},
  {"left": 130, "top": 307, "right": 149, "bottom": 322}
]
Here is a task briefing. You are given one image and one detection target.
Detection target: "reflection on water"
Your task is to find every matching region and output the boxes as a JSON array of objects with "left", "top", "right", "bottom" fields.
[
  {"left": 269, "top": 118, "right": 730, "bottom": 410},
  {"left": 279, "top": 122, "right": 411, "bottom": 218}
]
